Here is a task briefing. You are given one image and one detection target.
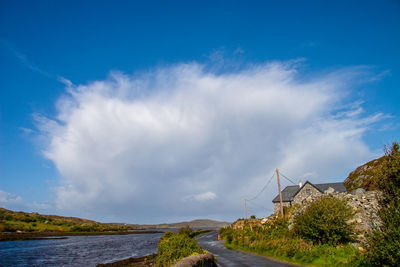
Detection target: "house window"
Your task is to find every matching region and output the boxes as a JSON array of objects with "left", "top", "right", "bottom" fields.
[{"left": 306, "top": 189, "right": 311, "bottom": 196}]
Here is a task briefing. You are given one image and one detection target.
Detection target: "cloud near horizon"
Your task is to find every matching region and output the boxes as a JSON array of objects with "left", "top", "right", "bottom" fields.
[{"left": 36, "top": 61, "right": 382, "bottom": 223}]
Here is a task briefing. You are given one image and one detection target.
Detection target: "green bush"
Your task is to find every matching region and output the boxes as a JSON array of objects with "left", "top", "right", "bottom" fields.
[
  {"left": 156, "top": 228, "right": 204, "bottom": 266},
  {"left": 292, "top": 196, "right": 354, "bottom": 244},
  {"left": 364, "top": 142, "right": 400, "bottom": 266},
  {"left": 177, "top": 225, "right": 193, "bottom": 237}
]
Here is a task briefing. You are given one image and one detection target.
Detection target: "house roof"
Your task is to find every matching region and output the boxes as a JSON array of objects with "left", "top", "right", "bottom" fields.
[
  {"left": 314, "top": 182, "right": 347, "bottom": 193},
  {"left": 272, "top": 181, "right": 347, "bottom": 203},
  {"left": 272, "top": 185, "right": 299, "bottom": 203}
]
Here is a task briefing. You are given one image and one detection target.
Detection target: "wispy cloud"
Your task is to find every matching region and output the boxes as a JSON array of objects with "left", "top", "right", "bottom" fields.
[
  {"left": 0, "top": 188, "right": 54, "bottom": 213},
  {"left": 184, "top": 192, "right": 217, "bottom": 202},
  {"left": 0, "top": 189, "right": 22, "bottom": 204},
  {"left": 233, "top": 47, "right": 245, "bottom": 55},
  {"left": 369, "top": 69, "right": 391, "bottom": 82},
  {"left": 0, "top": 39, "right": 52, "bottom": 77},
  {"left": 57, "top": 76, "right": 74, "bottom": 87},
  {"left": 194, "top": 192, "right": 216, "bottom": 201},
  {"left": 0, "top": 39, "right": 72, "bottom": 85},
  {"left": 19, "top": 127, "right": 34, "bottom": 135},
  {"left": 300, "top": 41, "right": 317, "bottom": 48}
]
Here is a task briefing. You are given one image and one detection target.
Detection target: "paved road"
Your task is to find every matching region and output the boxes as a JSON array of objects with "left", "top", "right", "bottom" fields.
[{"left": 197, "top": 232, "right": 296, "bottom": 267}]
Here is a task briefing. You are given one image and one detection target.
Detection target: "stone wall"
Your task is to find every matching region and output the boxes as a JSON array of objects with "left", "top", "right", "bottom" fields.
[
  {"left": 173, "top": 252, "right": 217, "bottom": 267},
  {"left": 346, "top": 188, "right": 381, "bottom": 239},
  {"left": 230, "top": 219, "right": 262, "bottom": 230},
  {"left": 273, "top": 202, "right": 291, "bottom": 213}
]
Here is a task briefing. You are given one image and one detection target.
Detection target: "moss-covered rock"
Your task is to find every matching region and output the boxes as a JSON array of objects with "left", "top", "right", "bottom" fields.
[{"left": 344, "top": 156, "right": 387, "bottom": 192}]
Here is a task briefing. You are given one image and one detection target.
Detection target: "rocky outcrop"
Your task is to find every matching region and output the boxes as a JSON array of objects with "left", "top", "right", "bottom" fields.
[
  {"left": 230, "top": 219, "right": 263, "bottom": 230},
  {"left": 344, "top": 156, "right": 386, "bottom": 191},
  {"left": 173, "top": 252, "right": 217, "bottom": 267}
]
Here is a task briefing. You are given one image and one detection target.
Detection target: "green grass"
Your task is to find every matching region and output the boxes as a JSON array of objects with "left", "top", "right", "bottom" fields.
[
  {"left": 156, "top": 227, "right": 206, "bottom": 267},
  {"left": 224, "top": 236, "right": 360, "bottom": 266},
  {"left": 220, "top": 219, "right": 362, "bottom": 267},
  {"left": 0, "top": 207, "right": 128, "bottom": 233}
]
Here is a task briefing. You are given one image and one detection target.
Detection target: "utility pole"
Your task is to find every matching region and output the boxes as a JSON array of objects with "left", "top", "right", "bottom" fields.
[
  {"left": 276, "top": 168, "right": 284, "bottom": 218},
  {"left": 244, "top": 198, "right": 247, "bottom": 219}
]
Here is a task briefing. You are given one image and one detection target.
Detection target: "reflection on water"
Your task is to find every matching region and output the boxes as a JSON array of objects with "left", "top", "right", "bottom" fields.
[{"left": 0, "top": 233, "right": 163, "bottom": 267}]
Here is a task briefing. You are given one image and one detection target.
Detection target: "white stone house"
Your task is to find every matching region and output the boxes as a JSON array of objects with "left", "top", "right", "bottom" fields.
[{"left": 272, "top": 181, "right": 347, "bottom": 213}]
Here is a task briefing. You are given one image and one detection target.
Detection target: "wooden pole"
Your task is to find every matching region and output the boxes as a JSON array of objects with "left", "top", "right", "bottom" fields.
[{"left": 276, "top": 168, "right": 284, "bottom": 218}]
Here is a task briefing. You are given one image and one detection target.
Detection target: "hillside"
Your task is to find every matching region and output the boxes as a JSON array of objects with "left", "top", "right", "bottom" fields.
[
  {"left": 0, "top": 208, "right": 128, "bottom": 233},
  {"left": 344, "top": 156, "right": 387, "bottom": 192},
  {"left": 144, "top": 219, "right": 231, "bottom": 229},
  {"left": 0, "top": 207, "right": 230, "bottom": 234}
]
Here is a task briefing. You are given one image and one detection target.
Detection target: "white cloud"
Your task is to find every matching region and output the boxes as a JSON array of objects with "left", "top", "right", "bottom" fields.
[
  {"left": 57, "top": 76, "right": 73, "bottom": 87},
  {"left": 184, "top": 191, "right": 217, "bottom": 202},
  {"left": 19, "top": 127, "right": 34, "bottom": 135},
  {"left": 36, "top": 61, "right": 383, "bottom": 223},
  {"left": 0, "top": 189, "right": 53, "bottom": 213},
  {"left": 0, "top": 189, "right": 22, "bottom": 204},
  {"left": 195, "top": 192, "right": 216, "bottom": 201}
]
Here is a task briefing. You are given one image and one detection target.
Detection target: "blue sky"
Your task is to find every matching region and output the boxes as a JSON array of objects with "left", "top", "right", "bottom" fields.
[{"left": 0, "top": 0, "right": 399, "bottom": 223}]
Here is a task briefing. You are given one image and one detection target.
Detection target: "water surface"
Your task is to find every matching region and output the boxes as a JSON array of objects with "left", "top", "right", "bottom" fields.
[{"left": 0, "top": 233, "right": 163, "bottom": 267}]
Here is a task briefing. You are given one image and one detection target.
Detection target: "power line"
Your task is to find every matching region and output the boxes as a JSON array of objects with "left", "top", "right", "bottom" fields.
[
  {"left": 246, "top": 198, "right": 270, "bottom": 212},
  {"left": 247, "top": 172, "right": 275, "bottom": 201},
  {"left": 279, "top": 171, "right": 297, "bottom": 185}
]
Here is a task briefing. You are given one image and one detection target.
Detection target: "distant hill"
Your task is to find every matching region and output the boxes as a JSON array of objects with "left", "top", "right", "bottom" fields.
[
  {"left": 140, "top": 219, "right": 231, "bottom": 229},
  {"left": 0, "top": 208, "right": 230, "bottom": 233},
  {"left": 344, "top": 156, "right": 387, "bottom": 192}
]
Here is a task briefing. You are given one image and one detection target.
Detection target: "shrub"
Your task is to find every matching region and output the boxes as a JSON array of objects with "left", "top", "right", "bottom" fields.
[
  {"left": 0, "top": 223, "right": 5, "bottom": 232},
  {"left": 292, "top": 196, "right": 354, "bottom": 244},
  {"left": 364, "top": 142, "right": 400, "bottom": 266},
  {"left": 177, "top": 225, "right": 193, "bottom": 237},
  {"left": 264, "top": 218, "right": 290, "bottom": 238},
  {"left": 4, "top": 214, "right": 13, "bottom": 221},
  {"left": 156, "top": 228, "right": 204, "bottom": 266}
]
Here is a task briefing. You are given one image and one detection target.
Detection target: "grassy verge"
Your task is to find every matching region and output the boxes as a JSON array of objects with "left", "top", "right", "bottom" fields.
[
  {"left": 224, "top": 239, "right": 360, "bottom": 266},
  {"left": 220, "top": 219, "right": 361, "bottom": 267}
]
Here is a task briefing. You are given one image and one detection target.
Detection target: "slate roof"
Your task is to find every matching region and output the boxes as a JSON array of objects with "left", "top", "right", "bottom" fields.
[
  {"left": 272, "top": 185, "right": 299, "bottom": 203},
  {"left": 272, "top": 181, "right": 347, "bottom": 203},
  {"left": 314, "top": 182, "right": 347, "bottom": 193}
]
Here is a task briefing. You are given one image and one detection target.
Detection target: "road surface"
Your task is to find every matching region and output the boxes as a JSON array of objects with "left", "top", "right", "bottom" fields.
[{"left": 197, "top": 232, "right": 297, "bottom": 267}]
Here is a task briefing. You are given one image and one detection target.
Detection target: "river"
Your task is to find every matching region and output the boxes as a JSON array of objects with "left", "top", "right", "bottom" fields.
[{"left": 0, "top": 233, "right": 163, "bottom": 267}]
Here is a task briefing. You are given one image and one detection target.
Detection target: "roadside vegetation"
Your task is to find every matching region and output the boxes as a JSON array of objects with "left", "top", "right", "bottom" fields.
[
  {"left": 361, "top": 142, "right": 400, "bottom": 266},
  {"left": 221, "top": 197, "right": 359, "bottom": 266},
  {"left": 220, "top": 142, "right": 400, "bottom": 267},
  {"left": 156, "top": 227, "right": 208, "bottom": 266}
]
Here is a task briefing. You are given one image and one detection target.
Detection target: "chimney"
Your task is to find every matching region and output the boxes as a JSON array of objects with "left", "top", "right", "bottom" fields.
[{"left": 299, "top": 180, "right": 303, "bottom": 188}]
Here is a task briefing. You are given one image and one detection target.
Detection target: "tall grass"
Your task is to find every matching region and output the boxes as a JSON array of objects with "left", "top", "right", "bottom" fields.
[
  {"left": 220, "top": 219, "right": 360, "bottom": 266},
  {"left": 156, "top": 227, "right": 205, "bottom": 266}
]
